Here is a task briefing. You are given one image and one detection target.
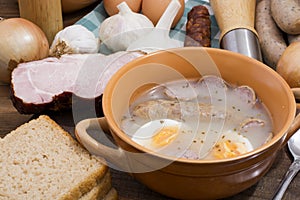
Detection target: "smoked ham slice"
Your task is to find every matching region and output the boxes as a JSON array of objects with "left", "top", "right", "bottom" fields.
[{"left": 10, "top": 51, "right": 143, "bottom": 114}]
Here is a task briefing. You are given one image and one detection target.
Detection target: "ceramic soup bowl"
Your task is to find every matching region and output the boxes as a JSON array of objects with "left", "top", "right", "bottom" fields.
[{"left": 75, "top": 47, "right": 300, "bottom": 199}]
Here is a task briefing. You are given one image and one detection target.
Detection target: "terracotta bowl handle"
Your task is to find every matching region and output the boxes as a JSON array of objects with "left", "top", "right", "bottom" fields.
[
  {"left": 284, "top": 112, "right": 300, "bottom": 145},
  {"left": 75, "top": 117, "right": 130, "bottom": 171},
  {"left": 75, "top": 117, "right": 174, "bottom": 173},
  {"left": 282, "top": 88, "right": 300, "bottom": 145},
  {"left": 292, "top": 88, "right": 300, "bottom": 99},
  {"left": 291, "top": 88, "right": 300, "bottom": 109}
]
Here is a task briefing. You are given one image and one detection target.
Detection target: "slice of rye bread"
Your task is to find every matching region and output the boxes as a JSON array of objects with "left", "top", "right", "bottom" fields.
[
  {"left": 80, "top": 171, "right": 116, "bottom": 200},
  {"left": 0, "top": 115, "right": 111, "bottom": 200}
]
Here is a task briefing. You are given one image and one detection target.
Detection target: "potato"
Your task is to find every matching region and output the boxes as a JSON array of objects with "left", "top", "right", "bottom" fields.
[
  {"left": 270, "top": 0, "right": 300, "bottom": 34},
  {"left": 277, "top": 42, "right": 300, "bottom": 88}
]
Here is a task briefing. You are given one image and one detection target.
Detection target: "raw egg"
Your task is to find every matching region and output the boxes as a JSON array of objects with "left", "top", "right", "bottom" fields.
[
  {"left": 142, "top": 0, "right": 185, "bottom": 28},
  {"left": 103, "top": 0, "right": 142, "bottom": 16}
]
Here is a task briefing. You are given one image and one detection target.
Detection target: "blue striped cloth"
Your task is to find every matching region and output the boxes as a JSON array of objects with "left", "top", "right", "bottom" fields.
[{"left": 76, "top": 0, "right": 220, "bottom": 54}]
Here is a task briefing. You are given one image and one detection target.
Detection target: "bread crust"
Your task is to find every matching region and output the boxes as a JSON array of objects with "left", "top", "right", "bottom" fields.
[
  {"left": 0, "top": 115, "right": 110, "bottom": 200},
  {"left": 79, "top": 172, "right": 113, "bottom": 200}
]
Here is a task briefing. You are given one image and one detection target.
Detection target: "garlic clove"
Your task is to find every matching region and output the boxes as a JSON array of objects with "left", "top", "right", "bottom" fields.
[{"left": 50, "top": 24, "right": 100, "bottom": 57}]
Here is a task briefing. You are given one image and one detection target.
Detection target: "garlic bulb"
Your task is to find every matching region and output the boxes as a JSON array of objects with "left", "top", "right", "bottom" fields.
[
  {"left": 50, "top": 24, "right": 100, "bottom": 57},
  {"left": 99, "top": 2, "right": 154, "bottom": 52},
  {"left": 126, "top": 0, "right": 183, "bottom": 54}
]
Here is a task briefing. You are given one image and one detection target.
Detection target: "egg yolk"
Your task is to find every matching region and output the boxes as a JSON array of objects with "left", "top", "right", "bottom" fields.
[
  {"left": 151, "top": 126, "right": 179, "bottom": 148},
  {"left": 213, "top": 140, "right": 248, "bottom": 159}
]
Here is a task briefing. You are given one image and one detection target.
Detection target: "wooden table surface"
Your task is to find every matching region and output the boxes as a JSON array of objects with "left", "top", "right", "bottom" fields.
[
  {"left": 1, "top": 1, "right": 300, "bottom": 200},
  {"left": 0, "top": 0, "right": 101, "bottom": 26}
]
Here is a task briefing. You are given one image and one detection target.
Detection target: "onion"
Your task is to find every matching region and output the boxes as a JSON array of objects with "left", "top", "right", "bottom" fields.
[
  {"left": 276, "top": 42, "right": 300, "bottom": 88},
  {"left": 0, "top": 18, "right": 49, "bottom": 83},
  {"left": 61, "top": 0, "right": 99, "bottom": 13}
]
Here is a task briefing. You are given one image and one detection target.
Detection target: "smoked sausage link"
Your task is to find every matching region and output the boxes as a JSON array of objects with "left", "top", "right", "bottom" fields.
[{"left": 184, "top": 5, "right": 211, "bottom": 47}]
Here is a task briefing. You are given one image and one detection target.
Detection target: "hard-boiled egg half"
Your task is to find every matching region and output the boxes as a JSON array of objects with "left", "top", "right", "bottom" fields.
[
  {"left": 131, "top": 120, "right": 254, "bottom": 160},
  {"left": 210, "top": 130, "right": 254, "bottom": 159},
  {"left": 131, "top": 119, "right": 196, "bottom": 158}
]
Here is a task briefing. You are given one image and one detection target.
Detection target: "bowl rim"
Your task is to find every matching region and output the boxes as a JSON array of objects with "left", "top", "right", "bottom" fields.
[{"left": 103, "top": 47, "right": 296, "bottom": 164}]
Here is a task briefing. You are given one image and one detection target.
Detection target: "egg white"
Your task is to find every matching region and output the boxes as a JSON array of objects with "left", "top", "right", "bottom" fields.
[
  {"left": 131, "top": 119, "right": 196, "bottom": 158},
  {"left": 207, "top": 130, "right": 254, "bottom": 160}
]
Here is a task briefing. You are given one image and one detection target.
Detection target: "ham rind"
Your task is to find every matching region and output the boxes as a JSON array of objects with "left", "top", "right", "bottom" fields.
[{"left": 10, "top": 51, "right": 143, "bottom": 114}]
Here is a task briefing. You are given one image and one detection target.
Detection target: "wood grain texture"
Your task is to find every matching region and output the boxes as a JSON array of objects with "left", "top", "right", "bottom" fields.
[
  {"left": 0, "top": 85, "right": 32, "bottom": 137},
  {"left": 210, "top": 0, "right": 257, "bottom": 39},
  {"left": 18, "top": 0, "right": 63, "bottom": 43},
  {"left": 0, "top": 0, "right": 101, "bottom": 27}
]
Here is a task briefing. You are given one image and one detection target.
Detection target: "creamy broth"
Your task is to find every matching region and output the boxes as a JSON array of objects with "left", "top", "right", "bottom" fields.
[{"left": 120, "top": 75, "right": 273, "bottom": 160}]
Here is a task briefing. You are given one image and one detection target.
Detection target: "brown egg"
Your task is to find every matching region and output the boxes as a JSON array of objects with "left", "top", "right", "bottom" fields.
[
  {"left": 103, "top": 0, "right": 142, "bottom": 16},
  {"left": 142, "top": 0, "right": 185, "bottom": 28}
]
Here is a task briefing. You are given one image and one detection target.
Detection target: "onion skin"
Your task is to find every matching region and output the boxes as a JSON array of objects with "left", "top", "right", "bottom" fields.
[
  {"left": 276, "top": 42, "right": 300, "bottom": 88},
  {"left": 0, "top": 18, "right": 49, "bottom": 83},
  {"left": 61, "top": 0, "right": 99, "bottom": 13}
]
